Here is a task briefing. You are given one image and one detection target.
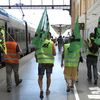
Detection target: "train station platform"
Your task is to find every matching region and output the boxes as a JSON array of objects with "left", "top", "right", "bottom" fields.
[{"left": 0, "top": 46, "right": 100, "bottom": 100}]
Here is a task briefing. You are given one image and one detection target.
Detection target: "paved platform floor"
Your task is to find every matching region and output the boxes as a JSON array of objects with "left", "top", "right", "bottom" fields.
[{"left": 0, "top": 47, "right": 100, "bottom": 100}]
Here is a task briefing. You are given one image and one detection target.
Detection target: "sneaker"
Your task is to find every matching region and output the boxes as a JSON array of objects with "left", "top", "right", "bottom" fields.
[
  {"left": 76, "top": 80, "right": 78, "bottom": 83},
  {"left": 67, "top": 86, "right": 70, "bottom": 92},
  {"left": 7, "top": 89, "right": 11, "bottom": 93},
  {"left": 94, "top": 80, "right": 97, "bottom": 85},
  {"left": 16, "top": 79, "right": 22, "bottom": 86},
  {"left": 40, "top": 91, "right": 44, "bottom": 99}
]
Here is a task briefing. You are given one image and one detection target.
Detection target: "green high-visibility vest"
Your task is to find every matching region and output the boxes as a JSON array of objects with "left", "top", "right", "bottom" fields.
[
  {"left": 35, "top": 39, "right": 54, "bottom": 64},
  {"left": 64, "top": 43, "right": 80, "bottom": 67}
]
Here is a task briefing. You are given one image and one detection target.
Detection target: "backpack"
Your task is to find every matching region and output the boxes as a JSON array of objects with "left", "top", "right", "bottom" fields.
[{"left": 89, "top": 42, "right": 99, "bottom": 53}]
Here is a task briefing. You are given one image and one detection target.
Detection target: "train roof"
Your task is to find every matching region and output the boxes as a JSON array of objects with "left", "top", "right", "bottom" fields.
[
  {"left": 0, "top": 8, "right": 35, "bottom": 34},
  {"left": 0, "top": 8, "right": 8, "bottom": 17},
  {"left": 0, "top": 8, "right": 9, "bottom": 21},
  {"left": 0, "top": 8, "right": 25, "bottom": 29},
  {"left": 8, "top": 14, "right": 25, "bottom": 29}
]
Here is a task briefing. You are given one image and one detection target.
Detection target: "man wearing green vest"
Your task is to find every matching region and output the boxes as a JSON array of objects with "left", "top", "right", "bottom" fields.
[
  {"left": 35, "top": 33, "right": 56, "bottom": 99},
  {"left": 61, "top": 17, "right": 83, "bottom": 92},
  {"left": 61, "top": 37, "right": 80, "bottom": 92},
  {"left": 85, "top": 33, "right": 99, "bottom": 85}
]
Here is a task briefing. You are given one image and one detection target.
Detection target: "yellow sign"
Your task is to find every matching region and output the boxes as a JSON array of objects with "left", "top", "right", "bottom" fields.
[{"left": 0, "top": 28, "right": 7, "bottom": 54}]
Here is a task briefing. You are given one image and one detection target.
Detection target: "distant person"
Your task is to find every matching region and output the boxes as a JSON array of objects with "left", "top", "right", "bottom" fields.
[
  {"left": 3, "top": 37, "right": 22, "bottom": 92},
  {"left": 57, "top": 35, "right": 64, "bottom": 52},
  {"left": 35, "top": 33, "right": 56, "bottom": 99},
  {"left": 85, "top": 33, "right": 99, "bottom": 85}
]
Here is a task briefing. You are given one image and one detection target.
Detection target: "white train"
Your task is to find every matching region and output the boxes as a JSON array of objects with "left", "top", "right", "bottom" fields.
[{"left": 0, "top": 8, "right": 35, "bottom": 56}]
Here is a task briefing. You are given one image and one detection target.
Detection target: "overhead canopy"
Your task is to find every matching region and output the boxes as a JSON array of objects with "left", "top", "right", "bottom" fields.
[{"left": 51, "top": 24, "right": 71, "bottom": 35}]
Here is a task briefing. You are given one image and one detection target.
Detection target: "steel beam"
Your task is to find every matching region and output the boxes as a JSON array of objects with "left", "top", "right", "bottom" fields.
[{"left": 0, "top": 4, "right": 70, "bottom": 10}]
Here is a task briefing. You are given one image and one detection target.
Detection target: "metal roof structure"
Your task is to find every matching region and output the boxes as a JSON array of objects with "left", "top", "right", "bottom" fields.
[
  {"left": 51, "top": 24, "right": 71, "bottom": 35},
  {"left": 0, "top": 0, "right": 70, "bottom": 11},
  {"left": 0, "top": 4, "right": 70, "bottom": 11},
  {"left": 0, "top": 0, "right": 71, "bottom": 19}
]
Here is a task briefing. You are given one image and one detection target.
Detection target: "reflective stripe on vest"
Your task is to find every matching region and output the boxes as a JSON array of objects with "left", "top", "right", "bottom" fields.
[
  {"left": 4, "top": 41, "right": 19, "bottom": 64},
  {"left": 64, "top": 44, "right": 80, "bottom": 67},
  {"left": 36, "top": 39, "right": 54, "bottom": 64}
]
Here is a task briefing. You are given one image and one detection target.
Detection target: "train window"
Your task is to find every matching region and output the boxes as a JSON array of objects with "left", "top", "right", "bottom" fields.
[
  {"left": 17, "top": 31, "right": 21, "bottom": 42},
  {"left": 15, "top": 32, "right": 18, "bottom": 41},
  {"left": 8, "top": 28, "right": 10, "bottom": 34},
  {"left": 16, "top": 29, "right": 25, "bottom": 43},
  {"left": 10, "top": 28, "right": 15, "bottom": 40},
  {"left": 14, "top": 29, "right": 19, "bottom": 42},
  {"left": 0, "top": 20, "right": 5, "bottom": 27}
]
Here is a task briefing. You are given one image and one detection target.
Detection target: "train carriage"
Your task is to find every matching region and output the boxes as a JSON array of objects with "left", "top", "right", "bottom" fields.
[{"left": 0, "top": 8, "right": 35, "bottom": 56}]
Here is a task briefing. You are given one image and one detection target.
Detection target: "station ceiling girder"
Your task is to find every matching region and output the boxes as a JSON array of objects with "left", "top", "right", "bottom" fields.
[{"left": 0, "top": 4, "right": 70, "bottom": 11}]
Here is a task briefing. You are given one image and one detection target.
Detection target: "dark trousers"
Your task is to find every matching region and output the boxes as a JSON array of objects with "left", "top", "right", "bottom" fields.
[{"left": 86, "top": 55, "right": 98, "bottom": 81}]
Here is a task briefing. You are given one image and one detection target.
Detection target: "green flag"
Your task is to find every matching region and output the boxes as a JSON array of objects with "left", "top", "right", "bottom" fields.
[
  {"left": 73, "top": 17, "right": 81, "bottom": 39},
  {"left": 32, "top": 8, "right": 50, "bottom": 49},
  {"left": 69, "top": 17, "right": 83, "bottom": 52},
  {"left": 94, "top": 17, "right": 100, "bottom": 45}
]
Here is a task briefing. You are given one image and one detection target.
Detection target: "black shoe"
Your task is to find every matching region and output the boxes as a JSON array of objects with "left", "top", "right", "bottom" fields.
[
  {"left": 67, "top": 86, "right": 70, "bottom": 92},
  {"left": 94, "top": 80, "right": 97, "bottom": 85},
  {"left": 16, "top": 79, "right": 22, "bottom": 86},
  {"left": 7, "top": 89, "right": 11, "bottom": 93},
  {"left": 40, "top": 91, "right": 44, "bottom": 99},
  {"left": 76, "top": 80, "right": 78, "bottom": 83}
]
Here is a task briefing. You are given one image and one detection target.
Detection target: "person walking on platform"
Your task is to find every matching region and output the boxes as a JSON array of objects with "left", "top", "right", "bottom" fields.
[
  {"left": 61, "top": 34, "right": 81, "bottom": 92},
  {"left": 85, "top": 33, "right": 99, "bottom": 85},
  {"left": 3, "top": 37, "right": 22, "bottom": 92},
  {"left": 35, "top": 33, "right": 56, "bottom": 98},
  {"left": 61, "top": 17, "right": 83, "bottom": 92},
  {"left": 61, "top": 36, "right": 81, "bottom": 92},
  {"left": 57, "top": 35, "right": 64, "bottom": 52}
]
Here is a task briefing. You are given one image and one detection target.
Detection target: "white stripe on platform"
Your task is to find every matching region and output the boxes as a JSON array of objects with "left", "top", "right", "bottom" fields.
[
  {"left": 74, "top": 84, "right": 80, "bottom": 100},
  {"left": 98, "top": 72, "right": 100, "bottom": 75},
  {"left": 88, "top": 95, "right": 100, "bottom": 99}
]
